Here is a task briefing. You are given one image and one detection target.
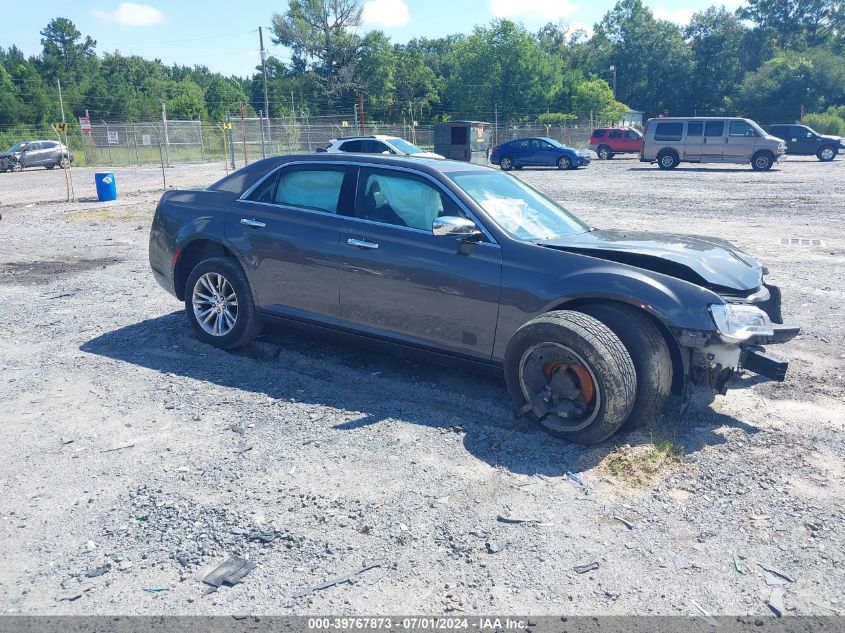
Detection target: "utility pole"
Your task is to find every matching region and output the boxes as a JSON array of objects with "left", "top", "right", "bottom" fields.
[
  {"left": 358, "top": 93, "right": 365, "bottom": 135},
  {"left": 259, "top": 27, "right": 271, "bottom": 145},
  {"left": 57, "top": 79, "right": 75, "bottom": 201},
  {"left": 494, "top": 103, "right": 498, "bottom": 147},
  {"left": 609, "top": 65, "right": 617, "bottom": 98}
]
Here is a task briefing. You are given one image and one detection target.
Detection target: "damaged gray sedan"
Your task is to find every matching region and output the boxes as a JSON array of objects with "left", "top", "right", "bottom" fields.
[{"left": 149, "top": 154, "right": 798, "bottom": 444}]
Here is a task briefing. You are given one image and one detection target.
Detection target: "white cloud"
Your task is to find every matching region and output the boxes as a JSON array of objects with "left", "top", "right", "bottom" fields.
[
  {"left": 94, "top": 3, "right": 163, "bottom": 27},
  {"left": 653, "top": 7, "right": 696, "bottom": 25},
  {"left": 361, "top": 0, "right": 410, "bottom": 28},
  {"left": 489, "top": 0, "right": 577, "bottom": 20}
]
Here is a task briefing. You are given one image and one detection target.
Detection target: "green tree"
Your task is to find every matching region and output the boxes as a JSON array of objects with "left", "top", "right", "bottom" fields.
[
  {"left": 738, "top": 0, "right": 844, "bottom": 49},
  {"left": 205, "top": 75, "right": 248, "bottom": 121},
  {"left": 685, "top": 7, "right": 749, "bottom": 114},
  {"left": 736, "top": 49, "right": 845, "bottom": 122},
  {"left": 589, "top": 0, "right": 694, "bottom": 116},
  {"left": 571, "top": 79, "right": 627, "bottom": 122},
  {"left": 270, "top": 0, "right": 362, "bottom": 88},
  {"left": 443, "top": 20, "right": 563, "bottom": 121},
  {"left": 38, "top": 18, "right": 97, "bottom": 82}
]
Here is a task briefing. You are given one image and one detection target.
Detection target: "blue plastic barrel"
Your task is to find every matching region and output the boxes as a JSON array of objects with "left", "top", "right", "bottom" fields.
[{"left": 94, "top": 172, "right": 117, "bottom": 202}]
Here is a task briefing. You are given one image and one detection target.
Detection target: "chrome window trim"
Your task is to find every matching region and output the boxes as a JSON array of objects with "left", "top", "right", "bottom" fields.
[{"left": 238, "top": 159, "right": 499, "bottom": 245}]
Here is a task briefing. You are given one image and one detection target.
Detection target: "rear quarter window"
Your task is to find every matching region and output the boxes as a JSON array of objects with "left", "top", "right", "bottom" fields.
[
  {"left": 654, "top": 122, "right": 684, "bottom": 142},
  {"left": 592, "top": 130, "right": 605, "bottom": 138}
]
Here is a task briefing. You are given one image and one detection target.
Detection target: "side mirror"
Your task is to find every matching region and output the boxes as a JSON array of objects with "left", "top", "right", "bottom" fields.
[{"left": 432, "top": 216, "right": 482, "bottom": 240}]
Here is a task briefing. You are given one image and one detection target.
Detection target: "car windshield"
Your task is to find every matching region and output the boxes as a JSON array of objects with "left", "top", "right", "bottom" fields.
[
  {"left": 388, "top": 138, "right": 425, "bottom": 154},
  {"left": 450, "top": 171, "right": 589, "bottom": 241},
  {"left": 5, "top": 142, "right": 26, "bottom": 153}
]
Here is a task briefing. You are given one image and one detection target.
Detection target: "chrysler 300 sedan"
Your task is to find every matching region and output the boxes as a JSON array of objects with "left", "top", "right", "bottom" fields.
[{"left": 149, "top": 155, "right": 798, "bottom": 444}]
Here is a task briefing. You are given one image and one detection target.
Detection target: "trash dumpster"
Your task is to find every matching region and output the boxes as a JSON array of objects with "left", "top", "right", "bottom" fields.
[
  {"left": 95, "top": 172, "right": 117, "bottom": 202},
  {"left": 433, "top": 121, "right": 491, "bottom": 164}
]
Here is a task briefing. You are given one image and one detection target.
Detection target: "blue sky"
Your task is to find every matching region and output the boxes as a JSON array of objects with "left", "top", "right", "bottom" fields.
[{"left": 1, "top": 0, "right": 744, "bottom": 77}]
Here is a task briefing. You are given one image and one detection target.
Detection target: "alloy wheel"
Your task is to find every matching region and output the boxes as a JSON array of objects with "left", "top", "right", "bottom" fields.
[
  {"left": 192, "top": 272, "right": 238, "bottom": 337},
  {"left": 820, "top": 148, "right": 834, "bottom": 161}
]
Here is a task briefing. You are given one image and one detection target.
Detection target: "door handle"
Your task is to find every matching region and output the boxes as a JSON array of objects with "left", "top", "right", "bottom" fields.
[
  {"left": 240, "top": 218, "right": 266, "bottom": 228},
  {"left": 347, "top": 238, "right": 379, "bottom": 250}
]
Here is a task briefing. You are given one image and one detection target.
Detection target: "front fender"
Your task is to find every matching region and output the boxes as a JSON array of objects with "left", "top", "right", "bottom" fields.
[{"left": 493, "top": 250, "right": 723, "bottom": 361}]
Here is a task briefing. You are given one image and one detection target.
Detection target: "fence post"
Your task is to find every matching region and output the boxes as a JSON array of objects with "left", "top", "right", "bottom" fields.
[
  {"left": 259, "top": 109, "right": 266, "bottom": 159},
  {"left": 162, "top": 102, "right": 171, "bottom": 167},
  {"left": 198, "top": 120, "right": 205, "bottom": 162},
  {"left": 226, "top": 111, "right": 235, "bottom": 170}
]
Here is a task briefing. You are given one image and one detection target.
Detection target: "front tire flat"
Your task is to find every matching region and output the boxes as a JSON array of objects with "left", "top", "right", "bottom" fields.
[{"left": 505, "top": 310, "right": 636, "bottom": 444}]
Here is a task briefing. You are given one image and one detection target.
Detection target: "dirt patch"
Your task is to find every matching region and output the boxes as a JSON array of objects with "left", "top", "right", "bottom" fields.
[
  {"left": 69, "top": 206, "right": 151, "bottom": 222},
  {"left": 596, "top": 441, "right": 683, "bottom": 487},
  {"left": 0, "top": 256, "right": 122, "bottom": 285}
]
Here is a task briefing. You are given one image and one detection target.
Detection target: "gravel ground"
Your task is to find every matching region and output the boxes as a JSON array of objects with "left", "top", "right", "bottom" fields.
[{"left": 0, "top": 155, "right": 843, "bottom": 617}]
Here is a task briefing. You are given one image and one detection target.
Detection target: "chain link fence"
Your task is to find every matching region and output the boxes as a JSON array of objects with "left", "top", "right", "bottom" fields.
[{"left": 61, "top": 114, "right": 627, "bottom": 169}]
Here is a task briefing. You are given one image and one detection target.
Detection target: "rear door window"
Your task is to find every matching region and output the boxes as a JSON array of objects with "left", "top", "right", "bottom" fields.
[
  {"left": 339, "top": 140, "right": 363, "bottom": 152},
  {"left": 608, "top": 130, "right": 621, "bottom": 139},
  {"left": 654, "top": 122, "right": 684, "bottom": 141},
  {"left": 272, "top": 166, "right": 347, "bottom": 214},
  {"left": 704, "top": 121, "right": 724, "bottom": 137},
  {"left": 686, "top": 121, "right": 703, "bottom": 137}
]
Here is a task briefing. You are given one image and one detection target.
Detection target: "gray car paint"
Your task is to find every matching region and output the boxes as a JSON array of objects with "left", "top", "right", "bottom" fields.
[{"left": 150, "top": 154, "right": 768, "bottom": 366}]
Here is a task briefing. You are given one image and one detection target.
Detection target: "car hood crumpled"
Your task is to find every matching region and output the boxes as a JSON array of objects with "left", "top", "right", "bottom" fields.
[{"left": 538, "top": 229, "right": 763, "bottom": 292}]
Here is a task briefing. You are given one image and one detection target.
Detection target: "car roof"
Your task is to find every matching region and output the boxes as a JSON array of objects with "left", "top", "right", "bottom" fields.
[
  {"left": 330, "top": 135, "right": 399, "bottom": 142},
  {"left": 207, "top": 153, "right": 491, "bottom": 195}
]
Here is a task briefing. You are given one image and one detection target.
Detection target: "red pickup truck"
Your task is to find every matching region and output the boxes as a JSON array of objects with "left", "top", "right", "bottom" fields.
[{"left": 588, "top": 127, "right": 643, "bottom": 159}]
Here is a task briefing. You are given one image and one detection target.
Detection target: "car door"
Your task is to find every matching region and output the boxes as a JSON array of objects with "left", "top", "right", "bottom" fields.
[
  {"left": 725, "top": 120, "right": 759, "bottom": 161},
  {"left": 535, "top": 139, "right": 558, "bottom": 165},
  {"left": 338, "top": 166, "right": 502, "bottom": 358},
  {"left": 683, "top": 121, "right": 704, "bottom": 160},
  {"left": 225, "top": 163, "right": 354, "bottom": 323},
  {"left": 701, "top": 120, "right": 725, "bottom": 160},
  {"left": 624, "top": 130, "right": 643, "bottom": 153},
  {"left": 793, "top": 126, "right": 820, "bottom": 155},
  {"left": 509, "top": 139, "right": 531, "bottom": 166},
  {"left": 21, "top": 142, "right": 41, "bottom": 167}
]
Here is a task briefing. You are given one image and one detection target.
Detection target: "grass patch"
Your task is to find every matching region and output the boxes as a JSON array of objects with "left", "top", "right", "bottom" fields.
[{"left": 598, "top": 438, "right": 682, "bottom": 486}]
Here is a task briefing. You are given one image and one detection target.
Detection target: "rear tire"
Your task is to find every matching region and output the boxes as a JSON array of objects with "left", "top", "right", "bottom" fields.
[
  {"left": 45, "top": 164, "right": 54, "bottom": 170},
  {"left": 505, "top": 310, "right": 636, "bottom": 444},
  {"left": 817, "top": 146, "right": 837, "bottom": 161},
  {"left": 657, "top": 150, "right": 678, "bottom": 170},
  {"left": 579, "top": 303, "right": 672, "bottom": 430},
  {"left": 597, "top": 145, "right": 612, "bottom": 160},
  {"left": 184, "top": 257, "right": 260, "bottom": 350},
  {"left": 751, "top": 151, "right": 774, "bottom": 171}
]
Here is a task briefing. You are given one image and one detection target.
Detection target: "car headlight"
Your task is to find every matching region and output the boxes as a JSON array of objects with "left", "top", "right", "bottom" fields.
[
  {"left": 576, "top": 149, "right": 589, "bottom": 157},
  {"left": 710, "top": 304, "right": 773, "bottom": 342}
]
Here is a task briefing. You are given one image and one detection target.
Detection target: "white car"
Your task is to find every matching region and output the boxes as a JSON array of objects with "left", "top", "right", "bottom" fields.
[{"left": 318, "top": 135, "right": 444, "bottom": 159}]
